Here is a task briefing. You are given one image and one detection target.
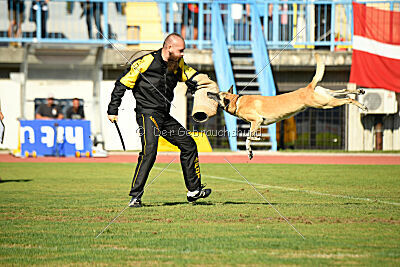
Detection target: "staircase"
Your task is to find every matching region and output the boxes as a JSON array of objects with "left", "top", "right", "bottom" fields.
[{"left": 229, "top": 49, "right": 273, "bottom": 151}]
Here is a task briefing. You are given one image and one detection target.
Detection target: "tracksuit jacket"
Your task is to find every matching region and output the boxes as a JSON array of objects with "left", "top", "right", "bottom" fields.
[{"left": 107, "top": 49, "right": 202, "bottom": 199}]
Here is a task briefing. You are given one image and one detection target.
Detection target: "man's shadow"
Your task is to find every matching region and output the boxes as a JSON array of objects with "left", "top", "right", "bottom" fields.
[
  {"left": 144, "top": 201, "right": 215, "bottom": 207},
  {"left": 148, "top": 201, "right": 276, "bottom": 206},
  {"left": 0, "top": 178, "right": 33, "bottom": 184}
]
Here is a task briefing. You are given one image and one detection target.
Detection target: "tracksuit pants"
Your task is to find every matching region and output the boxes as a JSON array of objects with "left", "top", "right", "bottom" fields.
[{"left": 129, "top": 112, "right": 201, "bottom": 199}]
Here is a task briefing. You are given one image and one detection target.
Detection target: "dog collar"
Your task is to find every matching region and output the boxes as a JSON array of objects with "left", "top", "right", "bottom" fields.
[{"left": 225, "top": 94, "right": 242, "bottom": 115}]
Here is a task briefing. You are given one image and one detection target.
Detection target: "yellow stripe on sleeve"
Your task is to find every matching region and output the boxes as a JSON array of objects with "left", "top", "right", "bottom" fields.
[
  {"left": 120, "top": 54, "right": 154, "bottom": 89},
  {"left": 179, "top": 58, "right": 197, "bottom": 82}
]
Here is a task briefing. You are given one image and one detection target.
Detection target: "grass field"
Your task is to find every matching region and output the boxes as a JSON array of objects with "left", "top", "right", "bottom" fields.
[{"left": 1, "top": 162, "right": 399, "bottom": 265}]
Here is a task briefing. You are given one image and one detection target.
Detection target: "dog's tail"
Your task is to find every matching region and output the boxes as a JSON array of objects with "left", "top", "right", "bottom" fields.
[{"left": 309, "top": 54, "right": 325, "bottom": 89}]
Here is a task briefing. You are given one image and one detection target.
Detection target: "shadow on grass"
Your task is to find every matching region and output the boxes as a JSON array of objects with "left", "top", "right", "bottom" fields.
[
  {"left": 146, "top": 201, "right": 281, "bottom": 206},
  {"left": 0, "top": 179, "right": 33, "bottom": 184},
  {"left": 144, "top": 201, "right": 215, "bottom": 207},
  {"left": 222, "top": 201, "right": 277, "bottom": 205}
]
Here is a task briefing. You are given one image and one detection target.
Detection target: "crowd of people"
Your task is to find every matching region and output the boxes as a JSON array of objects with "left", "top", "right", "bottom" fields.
[
  {"left": 6, "top": 0, "right": 123, "bottom": 44},
  {"left": 35, "top": 95, "right": 85, "bottom": 120}
]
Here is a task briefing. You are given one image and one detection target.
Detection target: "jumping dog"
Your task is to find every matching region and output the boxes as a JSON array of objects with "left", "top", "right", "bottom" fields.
[{"left": 207, "top": 54, "right": 367, "bottom": 160}]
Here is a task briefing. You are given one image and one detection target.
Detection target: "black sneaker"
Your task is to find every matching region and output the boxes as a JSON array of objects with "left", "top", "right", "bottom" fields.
[
  {"left": 187, "top": 184, "right": 212, "bottom": 202},
  {"left": 128, "top": 197, "right": 142, "bottom": 208}
]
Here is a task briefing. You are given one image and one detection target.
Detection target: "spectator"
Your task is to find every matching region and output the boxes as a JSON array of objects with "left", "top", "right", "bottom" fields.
[
  {"left": 81, "top": 1, "right": 103, "bottom": 39},
  {"left": 181, "top": 3, "right": 198, "bottom": 48},
  {"left": 30, "top": 0, "right": 50, "bottom": 38},
  {"left": 35, "top": 94, "right": 63, "bottom": 120},
  {"left": 66, "top": 1, "right": 74, "bottom": 15},
  {"left": 66, "top": 98, "right": 85, "bottom": 120},
  {"left": 7, "top": 0, "right": 25, "bottom": 43}
]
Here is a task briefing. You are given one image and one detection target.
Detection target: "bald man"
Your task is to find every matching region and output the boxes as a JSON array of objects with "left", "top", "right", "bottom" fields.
[{"left": 107, "top": 33, "right": 211, "bottom": 207}]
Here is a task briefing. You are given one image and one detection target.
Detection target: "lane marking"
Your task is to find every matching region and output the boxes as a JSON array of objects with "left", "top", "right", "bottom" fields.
[{"left": 153, "top": 167, "right": 400, "bottom": 206}]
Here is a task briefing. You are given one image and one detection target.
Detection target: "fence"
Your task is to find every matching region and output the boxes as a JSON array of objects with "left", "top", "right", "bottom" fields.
[{"left": 1, "top": 0, "right": 399, "bottom": 50}]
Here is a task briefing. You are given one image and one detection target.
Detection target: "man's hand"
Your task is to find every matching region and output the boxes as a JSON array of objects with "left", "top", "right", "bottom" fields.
[
  {"left": 185, "top": 79, "right": 198, "bottom": 94},
  {"left": 108, "top": 115, "right": 118, "bottom": 123}
]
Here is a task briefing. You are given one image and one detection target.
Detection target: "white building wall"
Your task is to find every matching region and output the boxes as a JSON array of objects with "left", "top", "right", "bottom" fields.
[
  {"left": 347, "top": 98, "right": 400, "bottom": 151},
  {"left": 0, "top": 80, "right": 21, "bottom": 151},
  {"left": 0, "top": 79, "right": 187, "bottom": 152}
]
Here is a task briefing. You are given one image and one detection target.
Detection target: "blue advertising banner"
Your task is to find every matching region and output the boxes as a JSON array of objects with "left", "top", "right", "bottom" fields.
[{"left": 20, "top": 120, "right": 92, "bottom": 157}]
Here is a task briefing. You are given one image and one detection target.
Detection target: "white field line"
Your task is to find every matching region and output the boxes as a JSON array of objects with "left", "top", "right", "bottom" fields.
[{"left": 153, "top": 167, "right": 400, "bottom": 206}]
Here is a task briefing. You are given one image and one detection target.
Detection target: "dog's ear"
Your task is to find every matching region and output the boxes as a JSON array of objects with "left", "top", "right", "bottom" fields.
[
  {"left": 207, "top": 92, "right": 220, "bottom": 102},
  {"left": 223, "top": 98, "right": 230, "bottom": 107},
  {"left": 228, "top": 85, "right": 233, "bottom": 94}
]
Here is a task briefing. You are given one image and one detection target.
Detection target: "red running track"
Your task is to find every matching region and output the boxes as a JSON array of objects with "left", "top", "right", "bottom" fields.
[{"left": 1, "top": 152, "right": 399, "bottom": 165}]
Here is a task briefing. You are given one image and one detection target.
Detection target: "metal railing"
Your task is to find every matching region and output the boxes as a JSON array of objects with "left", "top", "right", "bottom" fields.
[{"left": 1, "top": 0, "right": 399, "bottom": 50}]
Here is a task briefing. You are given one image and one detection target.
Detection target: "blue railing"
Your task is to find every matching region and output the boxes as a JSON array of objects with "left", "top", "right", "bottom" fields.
[
  {"left": 250, "top": 5, "right": 277, "bottom": 151},
  {"left": 211, "top": 2, "right": 238, "bottom": 151},
  {"left": 2, "top": 0, "right": 399, "bottom": 50}
]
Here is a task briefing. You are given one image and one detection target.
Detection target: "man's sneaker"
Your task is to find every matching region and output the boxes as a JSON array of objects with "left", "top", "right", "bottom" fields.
[
  {"left": 128, "top": 197, "right": 142, "bottom": 208},
  {"left": 187, "top": 184, "right": 212, "bottom": 202}
]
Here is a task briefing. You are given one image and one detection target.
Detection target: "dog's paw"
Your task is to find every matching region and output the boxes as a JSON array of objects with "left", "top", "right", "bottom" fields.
[{"left": 248, "top": 151, "right": 253, "bottom": 160}]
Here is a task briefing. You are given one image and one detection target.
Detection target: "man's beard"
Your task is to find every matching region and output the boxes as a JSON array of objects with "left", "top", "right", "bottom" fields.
[{"left": 167, "top": 59, "right": 179, "bottom": 72}]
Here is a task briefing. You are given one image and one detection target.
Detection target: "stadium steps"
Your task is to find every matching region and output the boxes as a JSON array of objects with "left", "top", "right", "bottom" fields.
[{"left": 229, "top": 49, "right": 272, "bottom": 151}]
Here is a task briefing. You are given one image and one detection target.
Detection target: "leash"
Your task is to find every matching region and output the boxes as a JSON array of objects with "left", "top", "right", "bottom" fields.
[{"left": 113, "top": 120, "right": 125, "bottom": 151}]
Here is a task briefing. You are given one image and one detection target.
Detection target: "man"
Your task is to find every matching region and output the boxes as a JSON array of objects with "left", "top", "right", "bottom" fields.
[
  {"left": 35, "top": 95, "right": 64, "bottom": 120},
  {"left": 107, "top": 33, "right": 211, "bottom": 207},
  {"left": 80, "top": 0, "right": 103, "bottom": 39},
  {"left": 181, "top": 3, "right": 198, "bottom": 48},
  {"left": 30, "top": 0, "right": 50, "bottom": 38},
  {"left": 66, "top": 98, "right": 85, "bottom": 119},
  {"left": 7, "top": 0, "right": 25, "bottom": 43}
]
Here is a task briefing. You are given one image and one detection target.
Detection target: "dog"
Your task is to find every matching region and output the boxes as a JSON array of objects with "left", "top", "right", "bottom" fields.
[{"left": 207, "top": 54, "right": 367, "bottom": 160}]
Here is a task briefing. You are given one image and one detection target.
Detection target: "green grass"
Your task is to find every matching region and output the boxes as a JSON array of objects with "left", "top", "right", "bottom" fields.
[{"left": 1, "top": 162, "right": 399, "bottom": 265}]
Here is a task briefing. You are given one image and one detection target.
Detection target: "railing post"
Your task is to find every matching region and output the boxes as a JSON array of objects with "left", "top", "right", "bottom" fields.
[
  {"left": 168, "top": 1, "right": 174, "bottom": 34},
  {"left": 36, "top": 1, "right": 42, "bottom": 40},
  {"left": 160, "top": 1, "right": 166, "bottom": 34},
  {"left": 103, "top": 0, "right": 109, "bottom": 43},
  {"left": 198, "top": 2, "right": 204, "bottom": 49},
  {"left": 330, "top": 2, "right": 336, "bottom": 51},
  {"left": 272, "top": 2, "right": 279, "bottom": 46},
  {"left": 227, "top": 3, "right": 233, "bottom": 45}
]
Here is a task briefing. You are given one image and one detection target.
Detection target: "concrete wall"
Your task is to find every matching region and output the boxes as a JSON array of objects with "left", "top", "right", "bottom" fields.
[
  {"left": 100, "top": 81, "right": 187, "bottom": 151},
  {"left": 347, "top": 92, "right": 400, "bottom": 151},
  {"left": 0, "top": 79, "right": 187, "bottom": 152},
  {"left": 0, "top": 80, "right": 21, "bottom": 151}
]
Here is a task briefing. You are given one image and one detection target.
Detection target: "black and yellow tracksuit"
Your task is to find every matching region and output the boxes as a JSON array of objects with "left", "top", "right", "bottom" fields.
[{"left": 107, "top": 49, "right": 202, "bottom": 199}]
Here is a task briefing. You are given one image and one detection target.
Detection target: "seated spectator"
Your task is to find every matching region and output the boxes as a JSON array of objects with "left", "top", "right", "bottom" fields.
[
  {"left": 66, "top": 98, "right": 85, "bottom": 120},
  {"left": 35, "top": 94, "right": 63, "bottom": 120}
]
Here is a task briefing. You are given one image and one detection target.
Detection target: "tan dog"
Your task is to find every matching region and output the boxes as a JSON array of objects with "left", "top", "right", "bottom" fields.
[{"left": 208, "top": 54, "right": 367, "bottom": 159}]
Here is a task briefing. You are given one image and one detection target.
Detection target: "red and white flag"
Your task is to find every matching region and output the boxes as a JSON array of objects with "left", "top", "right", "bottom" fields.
[{"left": 350, "top": 2, "right": 400, "bottom": 93}]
